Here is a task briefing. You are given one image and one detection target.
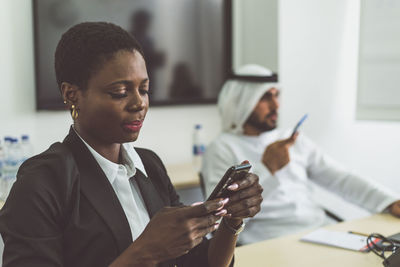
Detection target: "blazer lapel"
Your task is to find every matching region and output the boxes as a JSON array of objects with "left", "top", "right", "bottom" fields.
[
  {"left": 63, "top": 128, "right": 133, "bottom": 252},
  {"left": 134, "top": 169, "right": 165, "bottom": 218}
]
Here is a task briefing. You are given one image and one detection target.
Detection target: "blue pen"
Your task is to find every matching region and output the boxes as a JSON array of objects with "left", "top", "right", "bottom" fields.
[{"left": 291, "top": 114, "right": 308, "bottom": 137}]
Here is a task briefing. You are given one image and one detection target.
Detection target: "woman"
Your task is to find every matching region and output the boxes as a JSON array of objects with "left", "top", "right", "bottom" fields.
[{"left": 0, "top": 22, "right": 263, "bottom": 267}]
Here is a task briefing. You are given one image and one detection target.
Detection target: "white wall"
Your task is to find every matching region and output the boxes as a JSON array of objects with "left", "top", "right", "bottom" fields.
[
  {"left": 279, "top": 0, "right": 400, "bottom": 217},
  {"left": 0, "top": 0, "right": 221, "bottom": 165}
]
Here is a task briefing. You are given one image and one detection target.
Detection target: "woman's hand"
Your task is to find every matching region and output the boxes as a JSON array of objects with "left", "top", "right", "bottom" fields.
[
  {"left": 223, "top": 172, "right": 263, "bottom": 227},
  {"left": 110, "top": 199, "right": 227, "bottom": 266},
  {"left": 205, "top": 170, "right": 263, "bottom": 267}
]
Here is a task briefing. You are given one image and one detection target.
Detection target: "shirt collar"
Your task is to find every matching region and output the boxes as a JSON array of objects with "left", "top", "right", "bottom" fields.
[
  {"left": 122, "top": 142, "right": 148, "bottom": 178},
  {"left": 72, "top": 127, "right": 148, "bottom": 185}
]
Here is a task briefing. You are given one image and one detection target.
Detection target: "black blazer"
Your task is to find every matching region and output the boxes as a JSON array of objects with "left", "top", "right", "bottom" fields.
[{"left": 0, "top": 129, "right": 211, "bottom": 267}]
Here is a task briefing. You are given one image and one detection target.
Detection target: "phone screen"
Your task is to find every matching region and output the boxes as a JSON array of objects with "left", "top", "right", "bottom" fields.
[
  {"left": 206, "top": 163, "right": 251, "bottom": 201},
  {"left": 291, "top": 113, "right": 308, "bottom": 137}
]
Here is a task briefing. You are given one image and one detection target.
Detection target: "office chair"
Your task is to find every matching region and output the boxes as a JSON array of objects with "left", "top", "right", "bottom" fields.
[{"left": 324, "top": 209, "right": 343, "bottom": 222}]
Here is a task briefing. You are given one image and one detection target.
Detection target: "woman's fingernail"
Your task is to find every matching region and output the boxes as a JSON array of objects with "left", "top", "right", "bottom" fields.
[
  {"left": 191, "top": 201, "right": 204, "bottom": 206},
  {"left": 215, "top": 209, "right": 227, "bottom": 216},
  {"left": 228, "top": 184, "right": 239, "bottom": 190},
  {"left": 218, "top": 198, "right": 229, "bottom": 206}
]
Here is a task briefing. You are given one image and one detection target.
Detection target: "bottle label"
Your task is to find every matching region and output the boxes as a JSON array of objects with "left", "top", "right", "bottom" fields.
[{"left": 193, "top": 145, "right": 205, "bottom": 155}]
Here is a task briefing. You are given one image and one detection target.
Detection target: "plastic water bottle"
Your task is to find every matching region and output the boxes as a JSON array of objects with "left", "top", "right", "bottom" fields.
[
  {"left": 2, "top": 138, "right": 23, "bottom": 200},
  {"left": 0, "top": 137, "right": 12, "bottom": 201},
  {"left": 20, "top": 134, "right": 34, "bottom": 162},
  {"left": 192, "top": 124, "right": 206, "bottom": 172}
]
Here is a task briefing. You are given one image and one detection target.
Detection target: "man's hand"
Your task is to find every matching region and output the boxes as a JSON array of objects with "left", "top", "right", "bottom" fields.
[
  {"left": 389, "top": 200, "right": 400, "bottom": 217},
  {"left": 262, "top": 133, "right": 298, "bottom": 175},
  {"left": 112, "top": 199, "right": 226, "bottom": 266},
  {"left": 223, "top": 172, "right": 263, "bottom": 227}
]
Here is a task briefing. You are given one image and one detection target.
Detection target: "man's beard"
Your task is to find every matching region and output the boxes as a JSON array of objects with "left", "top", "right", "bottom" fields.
[{"left": 245, "top": 111, "right": 277, "bottom": 133}]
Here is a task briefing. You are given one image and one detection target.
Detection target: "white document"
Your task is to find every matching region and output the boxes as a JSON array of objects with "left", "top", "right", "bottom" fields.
[{"left": 300, "top": 229, "right": 370, "bottom": 251}]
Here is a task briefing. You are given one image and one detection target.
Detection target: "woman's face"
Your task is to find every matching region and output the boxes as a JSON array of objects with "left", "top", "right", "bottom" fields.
[{"left": 75, "top": 50, "right": 149, "bottom": 145}]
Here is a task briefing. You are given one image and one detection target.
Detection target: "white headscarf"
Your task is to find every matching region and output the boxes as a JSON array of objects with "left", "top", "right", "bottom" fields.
[{"left": 218, "top": 64, "right": 279, "bottom": 134}]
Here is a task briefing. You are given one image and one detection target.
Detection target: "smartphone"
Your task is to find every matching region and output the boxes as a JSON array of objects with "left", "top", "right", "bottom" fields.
[
  {"left": 206, "top": 163, "right": 252, "bottom": 201},
  {"left": 388, "top": 232, "right": 400, "bottom": 245},
  {"left": 291, "top": 114, "right": 308, "bottom": 137}
]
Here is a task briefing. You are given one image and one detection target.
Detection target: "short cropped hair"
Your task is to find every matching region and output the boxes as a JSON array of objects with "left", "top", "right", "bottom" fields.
[{"left": 54, "top": 22, "right": 144, "bottom": 90}]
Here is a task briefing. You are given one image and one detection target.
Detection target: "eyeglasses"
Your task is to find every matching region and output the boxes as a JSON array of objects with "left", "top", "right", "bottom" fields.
[{"left": 367, "top": 233, "right": 399, "bottom": 260}]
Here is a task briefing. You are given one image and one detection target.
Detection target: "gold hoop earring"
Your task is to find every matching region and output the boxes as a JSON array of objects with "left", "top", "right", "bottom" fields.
[{"left": 71, "top": 104, "right": 79, "bottom": 120}]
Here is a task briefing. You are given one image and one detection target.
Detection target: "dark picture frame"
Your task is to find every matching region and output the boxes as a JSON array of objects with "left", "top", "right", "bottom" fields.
[{"left": 32, "top": 0, "right": 231, "bottom": 110}]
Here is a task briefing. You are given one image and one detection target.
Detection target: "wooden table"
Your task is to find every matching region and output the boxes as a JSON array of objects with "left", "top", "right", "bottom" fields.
[
  {"left": 235, "top": 214, "right": 400, "bottom": 267},
  {"left": 165, "top": 162, "right": 200, "bottom": 190}
]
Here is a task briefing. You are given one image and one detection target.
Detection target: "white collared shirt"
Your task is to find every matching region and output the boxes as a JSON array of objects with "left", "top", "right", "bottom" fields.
[{"left": 74, "top": 128, "right": 150, "bottom": 241}]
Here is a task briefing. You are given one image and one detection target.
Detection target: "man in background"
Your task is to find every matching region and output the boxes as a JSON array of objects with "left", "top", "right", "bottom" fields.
[{"left": 201, "top": 64, "right": 400, "bottom": 245}]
